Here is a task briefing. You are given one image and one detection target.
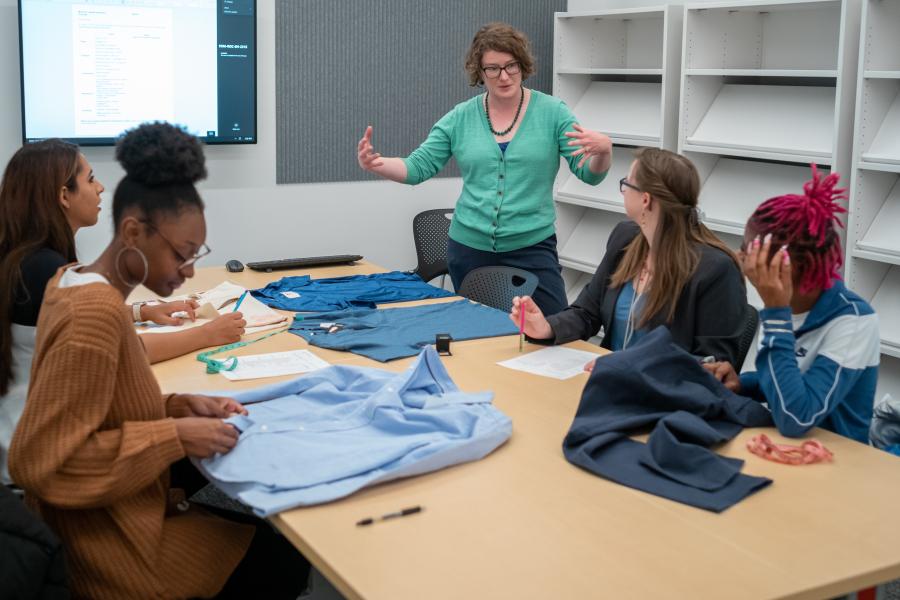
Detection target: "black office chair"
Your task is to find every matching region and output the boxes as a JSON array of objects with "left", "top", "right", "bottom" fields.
[
  {"left": 411, "top": 209, "right": 454, "bottom": 285},
  {"left": 736, "top": 304, "right": 760, "bottom": 370},
  {"left": 458, "top": 266, "right": 539, "bottom": 313}
]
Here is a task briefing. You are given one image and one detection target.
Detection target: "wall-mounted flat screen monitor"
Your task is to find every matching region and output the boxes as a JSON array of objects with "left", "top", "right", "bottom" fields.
[{"left": 18, "top": 0, "right": 256, "bottom": 145}]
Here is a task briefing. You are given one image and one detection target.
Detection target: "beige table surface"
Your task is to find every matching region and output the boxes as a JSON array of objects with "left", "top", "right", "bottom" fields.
[{"left": 142, "top": 265, "right": 900, "bottom": 600}]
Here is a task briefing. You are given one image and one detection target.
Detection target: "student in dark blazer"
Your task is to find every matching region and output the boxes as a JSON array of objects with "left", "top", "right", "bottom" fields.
[{"left": 510, "top": 148, "right": 749, "bottom": 368}]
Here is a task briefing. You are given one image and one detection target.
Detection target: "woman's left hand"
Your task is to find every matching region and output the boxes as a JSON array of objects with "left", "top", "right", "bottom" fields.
[
  {"left": 565, "top": 124, "right": 612, "bottom": 169},
  {"left": 140, "top": 300, "right": 200, "bottom": 325}
]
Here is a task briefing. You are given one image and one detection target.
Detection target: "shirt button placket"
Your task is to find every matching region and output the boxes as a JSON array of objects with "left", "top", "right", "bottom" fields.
[{"left": 494, "top": 155, "right": 505, "bottom": 252}]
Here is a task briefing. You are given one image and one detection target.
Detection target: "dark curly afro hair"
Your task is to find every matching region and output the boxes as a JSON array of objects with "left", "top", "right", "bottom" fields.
[
  {"left": 115, "top": 121, "right": 207, "bottom": 186},
  {"left": 111, "top": 122, "right": 207, "bottom": 227}
]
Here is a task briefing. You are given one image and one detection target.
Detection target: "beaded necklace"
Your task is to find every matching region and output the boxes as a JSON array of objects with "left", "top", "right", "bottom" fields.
[{"left": 484, "top": 86, "right": 525, "bottom": 137}]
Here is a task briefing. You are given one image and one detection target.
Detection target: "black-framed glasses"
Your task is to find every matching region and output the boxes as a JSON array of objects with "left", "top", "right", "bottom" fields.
[
  {"left": 142, "top": 220, "right": 211, "bottom": 270},
  {"left": 619, "top": 177, "right": 641, "bottom": 193},
  {"left": 482, "top": 62, "right": 521, "bottom": 79}
]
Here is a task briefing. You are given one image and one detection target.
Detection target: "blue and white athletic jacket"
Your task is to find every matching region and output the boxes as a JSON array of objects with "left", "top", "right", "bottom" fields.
[{"left": 739, "top": 280, "right": 879, "bottom": 443}]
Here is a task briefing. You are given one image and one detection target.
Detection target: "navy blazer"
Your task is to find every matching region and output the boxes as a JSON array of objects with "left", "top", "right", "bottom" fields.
[{"left": 547, "top": 221, "right": 748, "bottom": 366}]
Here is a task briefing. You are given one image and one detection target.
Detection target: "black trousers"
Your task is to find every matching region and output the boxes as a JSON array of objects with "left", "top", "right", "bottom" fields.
[{"left": 447, "top": 234, "right": 569, "bottom": 316}]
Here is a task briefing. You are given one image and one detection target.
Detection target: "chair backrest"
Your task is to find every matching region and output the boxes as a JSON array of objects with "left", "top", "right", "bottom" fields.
[
  {"left": 736, "top": 304, "right": 760, "bottom": 370},
  {"left": 412, "top": 209, "right": 454, "bottom": 283},
  {"left": 458, "top": 266, "right": 539, "bottom": 313}
]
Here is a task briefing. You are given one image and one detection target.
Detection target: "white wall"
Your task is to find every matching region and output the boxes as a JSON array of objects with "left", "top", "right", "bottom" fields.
[{"left": 0, "top": 0, "right": 462, "bottom": 271}]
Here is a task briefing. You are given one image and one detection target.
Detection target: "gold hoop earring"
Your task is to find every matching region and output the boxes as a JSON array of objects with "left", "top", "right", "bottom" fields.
[{"left": 115, "top": 246, "right": 148, "bottom": 287}]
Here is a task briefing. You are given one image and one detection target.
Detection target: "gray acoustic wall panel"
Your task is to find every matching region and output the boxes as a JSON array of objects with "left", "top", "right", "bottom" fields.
[{"left": 276, "top": 0, "right": 566, "bottom": 184}]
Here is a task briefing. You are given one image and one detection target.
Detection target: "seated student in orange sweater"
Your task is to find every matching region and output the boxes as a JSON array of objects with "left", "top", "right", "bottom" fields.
[
  {"left": 0, "top": 139, "right": 245, "bottom": 486},
  {"left": 10, "top": 123, "right": 309, "bottom": 599}
]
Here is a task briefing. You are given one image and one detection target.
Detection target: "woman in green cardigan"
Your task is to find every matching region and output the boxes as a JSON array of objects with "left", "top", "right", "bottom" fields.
[{"left": 357, "top": 22, "right": 612, "bottom": 315}]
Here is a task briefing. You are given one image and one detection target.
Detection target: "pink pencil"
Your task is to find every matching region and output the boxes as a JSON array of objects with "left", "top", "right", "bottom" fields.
[{"left": 518, "top": 299, "right": 526, "bottom": 352}]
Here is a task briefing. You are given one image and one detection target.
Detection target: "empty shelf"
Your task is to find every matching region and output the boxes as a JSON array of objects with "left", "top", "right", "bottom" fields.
[
  {"left": 685, "top": 85, "right": 834, "bottom": 160},
  {"left": 572, "top": 81, "right": 661, "bottom": 144},
  {"left": 556, "top": 150, "right": 632, "bottom": 211},
  {"left": 563, "top": 271, "right": 594, "bottom": 304},
  {"left": 871, "top": 267, "right": 900, "bottom": 348},
  {"left": 861, "top": 92, "right": 900, "bottom": 165},
  {"left": 557, "top": 68, "right": 663, "bottom": 76},
  {"left": 558, "top": 210, "right": 621, "bottom": 274},
  {"left": 685, "top": 69, "right": 837, "bottom": 78},
  {"left": 699, "top": 159, "right": 819, "bottom": 235},
  {"left": 865, "top": 71, "right": 900, "bottom": 80},
  {"left": 857, "top": 181, "right": 900, "bottom": 259}
]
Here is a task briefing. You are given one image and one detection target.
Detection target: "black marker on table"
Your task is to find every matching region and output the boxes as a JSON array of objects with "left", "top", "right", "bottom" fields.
[{"left": 356, "top": 506, "right": 423, "bottom": 526}]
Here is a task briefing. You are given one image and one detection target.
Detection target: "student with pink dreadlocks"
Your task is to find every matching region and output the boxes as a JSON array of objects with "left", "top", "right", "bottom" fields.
[{"left": 704, "top": 166, "right": 879, "bottom": 444}]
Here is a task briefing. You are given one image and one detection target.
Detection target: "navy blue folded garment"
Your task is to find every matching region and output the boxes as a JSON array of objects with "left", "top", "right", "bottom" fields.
[
  {"left": 563, "top": 326, "right": 774, "bottom": 512},
  {"left": 251, "top": 271, "right": 453, "bottom": 312},
  {"left": 290, "top": 299, "right": 520, "bottom": 361}
]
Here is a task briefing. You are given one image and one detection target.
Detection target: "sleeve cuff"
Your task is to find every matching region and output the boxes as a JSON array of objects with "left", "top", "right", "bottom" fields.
[
  {"left": 152, "top": 417, "right": 186, "bottom": 469},
  {"left": 759, "top": 306, "right": 792, "bottom": 323},
  {"left": 582, "top": 167, "right": 608, "bottom": 186},
  {"left": 402, "top": 157, "right": 419, "bottom": 185}
]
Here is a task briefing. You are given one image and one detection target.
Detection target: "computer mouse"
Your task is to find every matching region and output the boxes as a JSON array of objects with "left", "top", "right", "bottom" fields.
[{"left": 225, "top": 259, "right": 244, "bottom": 273}]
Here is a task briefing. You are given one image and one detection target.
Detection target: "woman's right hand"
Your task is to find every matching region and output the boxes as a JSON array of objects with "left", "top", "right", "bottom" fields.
[
  {"left": 358, "top": 125, "right": 384, "bottom": 172},
  {"left": 509, "top": 296, "right": 554, "bottom": 340},
  {"left": 175, "top": 417, "right": 240, "bottom": 458},
  {"left": 199, "top": 312, "right": 246, "bottom": 346},
  {"left": 702, "top": 361, "right": 742, "bottom": 392}
]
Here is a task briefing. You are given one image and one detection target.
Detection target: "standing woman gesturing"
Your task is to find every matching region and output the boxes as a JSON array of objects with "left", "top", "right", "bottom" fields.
[{"left": 358, "top": 22, "right": 612, "bottom": 316}]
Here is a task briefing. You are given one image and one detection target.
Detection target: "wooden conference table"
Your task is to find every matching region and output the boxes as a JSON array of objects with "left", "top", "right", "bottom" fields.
[{"left": 139, "top": 263, "right": 900, "bottom": 600}]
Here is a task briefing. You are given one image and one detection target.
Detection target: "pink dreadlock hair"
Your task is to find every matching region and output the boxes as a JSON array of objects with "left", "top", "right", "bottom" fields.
[{"left": 746, "top": 164, "right": 847, "bottom": 294}]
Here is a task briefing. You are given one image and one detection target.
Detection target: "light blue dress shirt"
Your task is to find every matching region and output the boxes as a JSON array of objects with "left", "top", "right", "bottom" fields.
[{"left": 197, "top": 347, "right": 512, "bottom": 515}]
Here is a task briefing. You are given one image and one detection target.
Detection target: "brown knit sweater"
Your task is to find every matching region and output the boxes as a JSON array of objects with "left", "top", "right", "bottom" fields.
[{"left": 9, "top": 271, "right": 254, "bottom": 599}]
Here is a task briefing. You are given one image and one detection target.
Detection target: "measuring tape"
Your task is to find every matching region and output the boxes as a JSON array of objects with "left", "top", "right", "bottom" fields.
[{"left": 196, "top": 327, "right": 289, "bottom": 374}]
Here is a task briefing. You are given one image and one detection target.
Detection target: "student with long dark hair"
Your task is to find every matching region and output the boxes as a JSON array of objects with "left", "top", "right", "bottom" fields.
[
  {"left": 9, "top": 123, "right": 309, "bottom": 599},
  {"left": 512, "top": 148, "right": 748, "bottom": 367}
]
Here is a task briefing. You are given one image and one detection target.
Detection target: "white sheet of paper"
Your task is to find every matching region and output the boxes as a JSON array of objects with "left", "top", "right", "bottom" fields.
[
  {"left": 220, "top": 350, "right": 330, "bottom": 381},
  {"left": 497, "top": 346, "right": 600, "bottom": 380}
]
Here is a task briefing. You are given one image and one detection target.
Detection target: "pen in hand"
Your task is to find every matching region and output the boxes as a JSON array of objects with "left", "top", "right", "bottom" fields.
[
  {"left": 356, "top": 505, "right": 423, "bottom": 526},
  {"left": 232, "top": 290, "right": 248, "bottom": 313}
]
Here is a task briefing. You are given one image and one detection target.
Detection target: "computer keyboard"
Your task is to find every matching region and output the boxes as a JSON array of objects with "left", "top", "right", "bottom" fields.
[{"left": 246, "top": 254, "right": 364, "bottom": 272}]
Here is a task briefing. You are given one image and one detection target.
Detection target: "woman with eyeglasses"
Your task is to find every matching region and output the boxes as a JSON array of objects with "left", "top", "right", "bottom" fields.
[
  {"left": 357, "top": 22, "right": 612, "bottom": 316},
  {"left": 510, "top": 148, "right": 749, "bottom": 368},
  {"left": 0, "top": 140, "right": 244, "bottom": 486},
  {"left": 9, "top": 123, "right": 310, "bottom": 599}
]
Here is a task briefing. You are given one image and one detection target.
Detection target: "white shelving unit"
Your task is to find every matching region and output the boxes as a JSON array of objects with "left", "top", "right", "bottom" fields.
[
  {"left": 689, "top": 154, "right": 826, "bottom": 235},
  {"left": 847, "top": 0, "right": 900, "bottom": 370},
  {"left": 553, "top": 7, "right": 682, "bottom": 294},
  {"left": 856, "top": 78, "right": 900, "bottom": 169},
  {"left": 679, "top": 0, "right": 859, "bottom": 243}
]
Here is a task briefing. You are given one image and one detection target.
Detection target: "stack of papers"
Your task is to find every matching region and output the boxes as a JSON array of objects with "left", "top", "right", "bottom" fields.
[{"left": 137, "top": 281, "right": 288, "bottom": 336}]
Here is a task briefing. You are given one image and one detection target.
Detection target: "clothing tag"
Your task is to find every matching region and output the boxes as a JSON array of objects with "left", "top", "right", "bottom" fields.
[
  {"left": 281, "top": 291, "right": 301, "bottom": 299},
  {"left": 319, "top": 323, "right": 335, "bottom": 329}
]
